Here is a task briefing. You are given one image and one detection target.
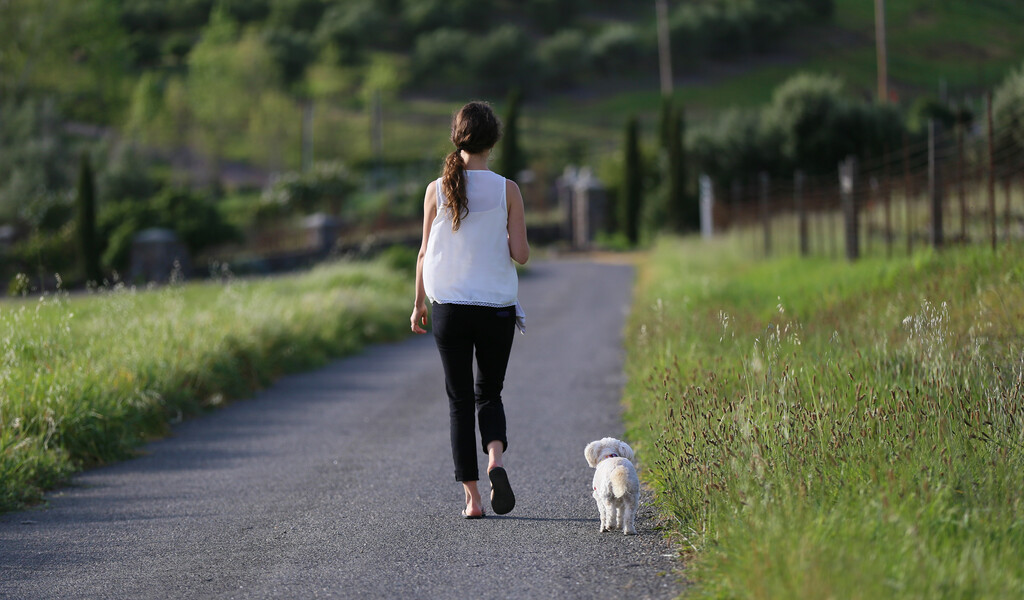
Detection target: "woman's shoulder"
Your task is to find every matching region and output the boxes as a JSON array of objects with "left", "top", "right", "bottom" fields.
[{"left": 424, "top": 179, "right": 439, "bottom": 205}]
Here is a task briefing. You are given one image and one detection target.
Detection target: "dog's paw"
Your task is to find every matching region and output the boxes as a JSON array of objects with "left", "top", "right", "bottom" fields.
[{"left": 623, "top": 527, "right": 637, "bottom": 535}]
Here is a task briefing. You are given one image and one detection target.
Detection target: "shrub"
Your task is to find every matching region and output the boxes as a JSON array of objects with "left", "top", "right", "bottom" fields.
[
  {"left": 259, "top": 161, "right": 356, "bottom": 216},
  {"left": 536, "top": 29, "right": 591, "bottom": 89},
  {"left": 590, "top": 24, "right": 648, "bottom": 75},
  {"left": 687, "top": 108, "right": 783, "bottom": 182},
  {"left": 993, "top": 62, "right": 1024, "bottom": 155},
  {"left": 526, "top": 0, "right": 584, "bottom": 33},
  {"left": 315, "top": 1, "right": 384, "bottom": 66},
  {"left": 98, "top": 189, "right": 242, "bottom": 270},
  {"left": 411, "top": 28, "right": 473, "bottom": 85},
  {"left": 401, "top": 0, "right": 493, "bottom": 36},
  {"left": 763, "top": 72, "right": 848, "bottom": 173},
  {"left": 470, "top": 26, "right": 536, "bottom": 92}
]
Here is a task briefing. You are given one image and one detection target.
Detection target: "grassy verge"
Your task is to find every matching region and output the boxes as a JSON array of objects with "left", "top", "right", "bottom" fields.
[
  {"left": 0, "top": 259, "right": 412, "bottom": 512},
  {"left": 624, "top": 235, "right": 1024, "bottom": 598}
]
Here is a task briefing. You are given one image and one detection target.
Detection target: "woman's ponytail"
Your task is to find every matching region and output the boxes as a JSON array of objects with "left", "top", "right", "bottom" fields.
[
  {"left": 441, "top": 101, "right": 501, "bottom": 232},
  {"left": 441, "top": 149, "right": 468, "bottom": 231}
]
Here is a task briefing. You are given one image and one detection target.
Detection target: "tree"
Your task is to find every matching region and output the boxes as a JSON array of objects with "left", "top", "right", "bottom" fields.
[
  {"left": 622, "top": 116, "right": 642, "bottom": 246},
  {"left": 499, "top": 89, "right": 524, "bottom": 180},
  {"left": 76, "top": 152, "right": 102, "bottom": 284},
  {"left": 993, "top": 61, "right": 1024, "bottom": 155},
  {"left": 187, "top": 9, "right": 280, "bottom": 178},
  {"left": 659, "top": 98, "right": 695, "bottom": 232}
]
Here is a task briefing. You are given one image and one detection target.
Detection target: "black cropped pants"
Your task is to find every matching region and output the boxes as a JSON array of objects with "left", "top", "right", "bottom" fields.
[{"left": 431, "top": 302, "right": 516, "bottom": 482}]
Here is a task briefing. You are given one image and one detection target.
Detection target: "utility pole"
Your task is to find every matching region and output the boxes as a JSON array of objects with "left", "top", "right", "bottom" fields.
[
  {"left": 656, "top": 0, "right": 673, "bottom": 97},
  {"left": 875, "top": 0, "right": 888, "bottom": 103}
]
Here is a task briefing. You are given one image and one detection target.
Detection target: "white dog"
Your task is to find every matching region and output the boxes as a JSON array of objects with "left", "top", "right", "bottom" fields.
[{"left": 585, "top": 437, "right": 640, "bottom": 535}]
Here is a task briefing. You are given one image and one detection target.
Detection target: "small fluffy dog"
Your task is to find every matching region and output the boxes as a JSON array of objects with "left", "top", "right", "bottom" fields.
[{"left": 585, "top": 437, "right": 640, "bottom": 535}]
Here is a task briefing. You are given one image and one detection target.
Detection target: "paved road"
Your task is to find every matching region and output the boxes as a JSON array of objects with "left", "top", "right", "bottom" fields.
[{"left": 0, "top": 260, "right": 681, "bottom": 599}]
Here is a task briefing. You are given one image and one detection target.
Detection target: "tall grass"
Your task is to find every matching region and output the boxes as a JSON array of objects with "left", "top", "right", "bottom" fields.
[
  {"left": 624, "top": 236, "right": 1024, "bottom": 598},
  {"left": 0, "top": 259, "right": 411, "bottom": 511}
]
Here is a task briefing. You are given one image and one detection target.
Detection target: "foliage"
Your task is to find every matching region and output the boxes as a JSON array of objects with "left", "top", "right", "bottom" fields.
[
  {"left": 314, "top": 1, "right": 385, "bottom": 66},
  {"left": 0, "top": 257, "right": 411, "bottom": 511},
  {"left": 410, "top": 28, "right": 473, "bottom": 87},
  {"left": 5, "top": 226, "right": 79, "bottom": 282},
  {"left": 687, "top": 72, "right": 906, "bottom": 182},
  {"left": 660, "top": 100, "right": 696, "bottom": 232},
  {"left": 993, "top": 61, "right": 1024, "bottom": 155},
  {"left": 0, "top": 98, "right": 75, "bottom": 227},
  {"left": 687, "top": 108, "right": 781, "bottom": 182},
  {"left": 622, "top": 116, "right": 642, "bottom": 246},
  {"left": 536, "top": 30, "right": 592, "bottom": 89},
  {"left": 763, "top": 72, "right": 850, "bottom": 173},
  {"left": 470, "top": 26, "right": 537, "bottom": 93},
  {"left": 590, "top": 24, "right": 649, "bottom": 75},
  {"left": 625, "top": 237, "right": 1024, "bottom": 598},
  {"left": 400, "top": 0, "right": 494, "bottom": 36},
  {"left": 259, "top": 161, "right": 357, "bottom": 216},
  {"left": 670, "top": 0, "right": 832, "bottom": 63},
  {"left": 498, "top": 90, "right": 524, "bottom": 180},
  {"left": 98, "top": 188, "right": 242, "bottom": 270}
]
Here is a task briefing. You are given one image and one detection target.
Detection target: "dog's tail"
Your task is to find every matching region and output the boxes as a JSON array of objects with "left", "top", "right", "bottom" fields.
[{"left": 610, "top": 465, "right": 631, "bottom": 498}]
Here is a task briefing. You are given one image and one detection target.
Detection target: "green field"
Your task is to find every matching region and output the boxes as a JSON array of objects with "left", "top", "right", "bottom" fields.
[
  {"left": 624, "top": 236, "right": 1024, "bottom": 598},
  {"left": 0, "top": 257, "right": 412, "bottom": 511}
]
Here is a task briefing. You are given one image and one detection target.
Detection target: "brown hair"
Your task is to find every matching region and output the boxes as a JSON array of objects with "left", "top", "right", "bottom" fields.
[{"left": 441, "top": 101, "right": 502, "bottom": 231}]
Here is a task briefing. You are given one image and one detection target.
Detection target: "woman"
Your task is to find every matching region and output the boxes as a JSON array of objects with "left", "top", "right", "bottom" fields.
[{"left": 410, "top": 101, "right": 530, "bottom": 519}]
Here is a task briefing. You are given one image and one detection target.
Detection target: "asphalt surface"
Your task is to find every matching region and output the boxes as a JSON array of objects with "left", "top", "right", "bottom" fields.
[{"left": 0, "top": 259, "right": 682, "bottom": 600}]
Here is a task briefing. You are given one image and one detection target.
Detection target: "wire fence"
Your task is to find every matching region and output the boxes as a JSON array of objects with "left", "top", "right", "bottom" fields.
[{"left": 703, "top": 97, "right": 1024, "bottom": 260}]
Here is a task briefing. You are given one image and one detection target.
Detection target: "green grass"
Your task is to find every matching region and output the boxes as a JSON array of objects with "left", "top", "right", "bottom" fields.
[
  {"left": 624, "top": 235, "right": 1024, "bottom": 598},
  {"left": 0, "top": 258, "right": 412, "bottom": 512}
]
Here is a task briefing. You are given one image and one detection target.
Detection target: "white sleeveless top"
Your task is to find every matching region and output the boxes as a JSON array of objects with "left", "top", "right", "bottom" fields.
[{"left": 423, "top": 170, "right": 519, "bottom": 308}]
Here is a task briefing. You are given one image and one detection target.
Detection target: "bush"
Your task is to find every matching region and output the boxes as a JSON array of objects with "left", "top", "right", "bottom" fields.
[
  {"left": 469, "top": 26, "right": 536, "bottom": 92},
  {"left": 536, "top": 29, "right": 591, "bottom": 89},
  {"left": 993, "top": 62, "right": 1024, "bottom": 155},
  {"left": 411, "top": 28, "right": 473, "bottom": 85},
  {"left": 590, "top": 24, "right": 648, "bottom": 75},
  {"left": 99, "top": 188, "right": 242, "bottom": 270},
  {"left": 401, "top": 0, "right": 493, "bottom": 36},
  {"left": 526, "top": 0, "right": 584, "bottom": 33},
  {"left": 259, "top": 161, "right": 357, "bottom": 216},
  {"left": 378, "top": 244, "right": 417, "bottom": 274},
  {"left": 687, "top": 73, "right": 906, "bottom": 181},
  {"left": 764, "top": 72, "right": 847, "bottom": 168},
  {"left": 315, "top": 1, "right": 384, "bottom": 66},
  {"left": 687, "top": 108, "right": 782, "bottom": 182}
]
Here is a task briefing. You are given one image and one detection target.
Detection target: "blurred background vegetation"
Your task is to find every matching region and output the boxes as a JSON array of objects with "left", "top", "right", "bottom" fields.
[{"left": 2, "top": 0, "right": 1023, "bottom": 288}]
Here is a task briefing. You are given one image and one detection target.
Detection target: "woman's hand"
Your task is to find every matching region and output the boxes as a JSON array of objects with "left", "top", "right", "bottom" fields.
[{"left": 411, "top": 302, "right": 428, "bottom": 334}]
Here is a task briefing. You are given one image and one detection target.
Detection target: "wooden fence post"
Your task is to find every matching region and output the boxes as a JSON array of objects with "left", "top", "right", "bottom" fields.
[
  {"left": 759, "top": 172, "right": 771, "bottom": 257},
  {"left": 795, "top": 171, "right": 808, "bottom": 257},
  {"left": 956, "top": 121, "right": 966, "bottom": 242},
  {"left": 884, "top": 144, "right": 893, "bottom": 256},
  {"left": 988, "top": 92, "right": 997, "bottom": 250},
  {"left": 928, "top": 119, "right": 944, "bottom": 249},
  {"left": 1004, "top": 177, "right": 1013, "bottom": 242},
  {"left": 903, "top": 133, "right": 913, "bottom": 255},
  {"left": 840, "top": 156, "right": 859, "bottom": 261}
]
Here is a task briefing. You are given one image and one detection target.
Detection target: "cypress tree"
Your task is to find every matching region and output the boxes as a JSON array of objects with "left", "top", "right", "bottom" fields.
[
  {"left": 499, "top": 89, "right": 523, "bottom": 180},
  {"left": 665, "top": 103, "right": 684, "bottom": 231},
  {"left": 623, "top": 116, "right": 642, "bottom": 245},
  {"left": 677, "top": 106, "right": 699, "bottom": 230},
  {"left": 77, "top": 152, "right": 102, "bottom": 284},
  {"left": 662, "top": 100, "right": 697, "bottom": 232}
]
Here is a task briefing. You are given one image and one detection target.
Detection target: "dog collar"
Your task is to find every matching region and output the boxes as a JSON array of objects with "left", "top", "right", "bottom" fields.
[{"left": 604, "top": 453, "right": 618, "bottom": 460}]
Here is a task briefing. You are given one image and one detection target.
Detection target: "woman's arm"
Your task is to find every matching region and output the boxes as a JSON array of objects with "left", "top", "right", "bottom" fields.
[
  {"left": 506, "top": 179, "right": 530, "bottom": 265},
  {"left": 411, "top": 183, "right": 437, "bottom": 334}
]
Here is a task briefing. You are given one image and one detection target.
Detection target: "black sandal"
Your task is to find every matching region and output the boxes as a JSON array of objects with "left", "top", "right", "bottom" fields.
[{"left": 488, "top": 467, "right": 516, "bottom": 515}]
